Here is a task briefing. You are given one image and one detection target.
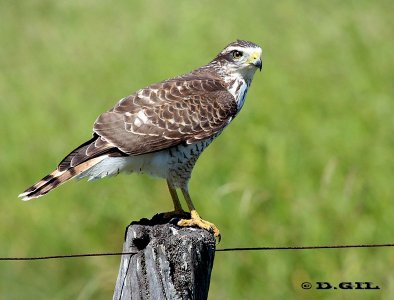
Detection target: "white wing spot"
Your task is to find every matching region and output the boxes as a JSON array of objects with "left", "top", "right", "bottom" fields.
[
  {"left": 134, "top": 118, "right": 143, "bottom": 127},
  {"left": 137, "top": 111, "right": 149, "bottom": 123}
]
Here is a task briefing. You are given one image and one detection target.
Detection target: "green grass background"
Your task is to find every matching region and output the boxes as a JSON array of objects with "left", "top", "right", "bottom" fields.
[{"left": 1, "top": 0, "right": 393, "bottom": 299}]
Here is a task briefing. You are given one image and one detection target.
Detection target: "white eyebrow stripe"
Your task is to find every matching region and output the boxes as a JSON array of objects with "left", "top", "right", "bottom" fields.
[{"left": 222, "top": 46, "right": 261, "bottom": 54}]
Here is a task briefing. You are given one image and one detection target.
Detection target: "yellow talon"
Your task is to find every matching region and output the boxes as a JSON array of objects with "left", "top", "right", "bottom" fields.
[{"left": 177, "top": 210, "right": 221, "bottom": 242}]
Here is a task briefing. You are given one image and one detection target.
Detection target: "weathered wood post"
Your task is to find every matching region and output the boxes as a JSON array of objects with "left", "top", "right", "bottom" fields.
[{"left": 113, "top": 213, "right": 216, "bottom": 300}]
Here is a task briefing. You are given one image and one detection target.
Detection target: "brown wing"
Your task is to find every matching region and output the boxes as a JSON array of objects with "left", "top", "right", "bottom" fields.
[
  {"left": 93, "top": 76, "right": 237, "bottom": 155},
  {"left": 57, "top": 75, "right": 237, "bottom": 171}
]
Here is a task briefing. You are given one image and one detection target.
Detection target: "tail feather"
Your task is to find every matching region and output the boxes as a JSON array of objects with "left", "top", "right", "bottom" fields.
[{"left": 19, "top": 156, "right": 106, "bottom": 201}]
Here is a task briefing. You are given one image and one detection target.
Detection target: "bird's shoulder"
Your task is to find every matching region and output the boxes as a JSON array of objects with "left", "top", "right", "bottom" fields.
[
  {"left": 92, "top": 72, "right": 238, "bottom": 155},
  {"left": 110, "top": 71, "right": 234, "bottom": 114}
]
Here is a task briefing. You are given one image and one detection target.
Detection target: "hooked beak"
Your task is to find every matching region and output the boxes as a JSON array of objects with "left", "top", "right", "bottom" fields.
[
  {"left": 253, "top": 59, "right": 262, "bottom": 71},
  {"left": 249, "top": 51, "right": 262, "bottom": 71}
]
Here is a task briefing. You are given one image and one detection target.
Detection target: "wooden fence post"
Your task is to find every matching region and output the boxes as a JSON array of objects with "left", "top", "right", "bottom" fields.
[{"left": 113, "top": 214, "right": 216, "bottom": 300}]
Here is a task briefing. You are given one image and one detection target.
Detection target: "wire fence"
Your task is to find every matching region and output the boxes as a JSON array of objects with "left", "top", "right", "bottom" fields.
[{"left": 1, "top": 243, "right": 394, "bottom": 261}]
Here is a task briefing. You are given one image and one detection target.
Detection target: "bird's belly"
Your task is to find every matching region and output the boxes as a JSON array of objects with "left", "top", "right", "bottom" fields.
[
  {"left": 77, "top": 139, "right": 215, "bottom": 184},
  {"left": 77, "top": 151, "right": 171, "bottom": 181}
]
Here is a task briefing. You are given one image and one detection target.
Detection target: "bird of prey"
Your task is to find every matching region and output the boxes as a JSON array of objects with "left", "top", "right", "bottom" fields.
[{"left": 19, "top": 40, "right": 262, "bottom": 239}]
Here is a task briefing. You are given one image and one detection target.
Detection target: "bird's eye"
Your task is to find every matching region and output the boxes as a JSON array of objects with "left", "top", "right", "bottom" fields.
[{"left": 232, "top": 50, "right": 243, "bottom": 59}]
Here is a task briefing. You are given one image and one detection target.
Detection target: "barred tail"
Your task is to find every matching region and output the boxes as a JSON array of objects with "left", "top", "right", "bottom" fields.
[{"left": 18, "top": 156, "right": 106, "bottom": 201}]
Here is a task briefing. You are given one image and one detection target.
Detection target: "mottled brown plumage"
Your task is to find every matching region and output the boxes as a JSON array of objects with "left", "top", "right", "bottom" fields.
[
  {"left": 95, "top": 77, "right": 237, "bottom": 155},
  {"left": 19, "top": 40, "right": 263, "bottom": 239}
]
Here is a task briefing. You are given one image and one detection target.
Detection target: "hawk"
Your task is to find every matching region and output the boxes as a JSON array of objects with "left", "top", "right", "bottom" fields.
[{"left": 19, "top": 40, "right": 262, "bottom": 239}]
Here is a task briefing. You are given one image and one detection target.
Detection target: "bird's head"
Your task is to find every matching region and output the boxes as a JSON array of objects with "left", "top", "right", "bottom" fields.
[{"left": 211, "top": 40, "right": 262, "bottom": 84}]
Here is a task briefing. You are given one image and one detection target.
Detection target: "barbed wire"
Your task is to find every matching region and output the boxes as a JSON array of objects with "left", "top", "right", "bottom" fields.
[
  {"left": 0, "top": 252, "right": 137, "bottom": 261},
  {"left": 1, "top": 243, "right": 394, "bottom": 261},
  {"left": 215, "top": 243, "right": 394, "bottom": 251}
]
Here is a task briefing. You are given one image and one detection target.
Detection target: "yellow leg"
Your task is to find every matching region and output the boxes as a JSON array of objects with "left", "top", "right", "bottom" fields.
[
  {"left": 163, "top": 180, "right": 189, "bottom": 219},
  {"left": 167, "top": 180, "right": 184, "bottom": 212},
  {"left": 177, "top": 186, "right": 221, "bottom": 241}
]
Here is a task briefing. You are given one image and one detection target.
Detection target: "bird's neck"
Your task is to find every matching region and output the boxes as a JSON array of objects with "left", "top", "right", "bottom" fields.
[
  {"left": 189, "top": 63, "right": 253, "bottom": 111},
  {"left": 227, "top": 76, "right": 249, "bottom": 111}
]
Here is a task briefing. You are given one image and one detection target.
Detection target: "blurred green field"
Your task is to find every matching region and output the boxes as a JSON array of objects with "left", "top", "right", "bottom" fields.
[{"left": 1, "top": 0, "right": 393, "bottom": 299}]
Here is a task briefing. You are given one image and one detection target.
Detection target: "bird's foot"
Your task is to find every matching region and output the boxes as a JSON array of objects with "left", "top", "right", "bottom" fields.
[{"left": 177, "top": 210, "right": 221, "bottom": 243}]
